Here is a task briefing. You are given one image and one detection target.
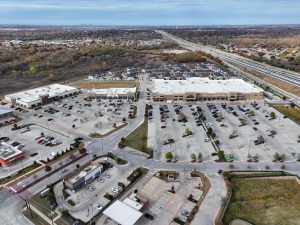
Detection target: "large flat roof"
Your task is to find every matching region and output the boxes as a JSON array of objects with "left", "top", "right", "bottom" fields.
[
  {"left": 152, "top": 78, "right": 262, "bottom": 95},
  {"left": 5, "top": 84, "right": 78, "bottom": 103},
  {"left": 88, "top": 87, "right": 136, "bottom": 97},
  {"left": 103, "top": 200, "right": 143, "bottom": 225}
]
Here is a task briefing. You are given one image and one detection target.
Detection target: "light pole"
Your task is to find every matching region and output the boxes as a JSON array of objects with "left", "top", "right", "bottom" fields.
[
  {"left": 247, "top": 140, "right": 252, "bottom": 159},
  {"left": 89, "top": 203, "right": 93, "bottom": 225},
  {"left": 101, "top": 138, "right": 104, "bottom": 155}
]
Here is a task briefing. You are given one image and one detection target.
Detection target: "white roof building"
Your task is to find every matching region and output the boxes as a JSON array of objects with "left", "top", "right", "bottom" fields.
[
  {"left": 5, "top": 84, "right": 78, "bottom": 108},
  {"left": 87, "top": 87, "right": 137, "bottom": 98},
  {"left": 152, "top": 78, "right": 261, "bottom": 95},
  {"left": 103, "top": 200, "right": 143, "bottom": 225}
]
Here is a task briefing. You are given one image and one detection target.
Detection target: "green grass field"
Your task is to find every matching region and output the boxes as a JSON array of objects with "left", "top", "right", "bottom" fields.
[
  {"left": 223, "top": 177, "right": 300, "bottom": 225},
  {"left": 122, "top": 119, "right": 150, "bottom": 154},
  {"left": 272, "top": 105, "right": 300, "bottom": 124}
]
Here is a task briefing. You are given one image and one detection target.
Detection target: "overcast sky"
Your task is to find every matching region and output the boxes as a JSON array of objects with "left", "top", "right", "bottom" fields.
[{"left": 0, "top": 0, "right": 300, "bottom": 25}]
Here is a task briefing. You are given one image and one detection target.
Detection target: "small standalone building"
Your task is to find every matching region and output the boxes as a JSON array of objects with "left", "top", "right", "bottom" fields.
[
  {"left": 103, "top": 192, "right": 148, "bottom": 225},
  {"left": 4, "top": 84, "right": 79, "bottom": 108},
  {"left": 0, "top": 106, "right": 13, "bottom": 120},
  {"left": 87, "top": 87, "right": 137, "bottom": 100},
  {"left": 0, "top": 142, "right": 27, "bottom": 167},
  {"left": 64, "top": 162, "right": 103, "bottom": 192},
  {"left": 151, "top": 78, "right": 263, "bottom": 102}
]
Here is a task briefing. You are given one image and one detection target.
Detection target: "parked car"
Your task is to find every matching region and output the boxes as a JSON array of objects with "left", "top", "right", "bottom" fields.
[
  {"left": 105, "top": 174, "right": 111, "bottom": 178},
  {"left": 0, "top": 137, "right": 9, "bottom": 142},
  {"left": 11, "top": 142, "right": 20, "bottom": 147},
  {"left": 88, "top": 186, "right": 94, "bottom": 191},
  {"left": 111, "top": 188, "right": 119, "bottom": 194},
  {"left": 180, "top": 209, "right": 191, "bottom": 217},
  {"left": 94, "top": 203, "right": 103, "bottom": 210},
  {"left": 144, "top": 213, "right": 154, "bottom": 220}
]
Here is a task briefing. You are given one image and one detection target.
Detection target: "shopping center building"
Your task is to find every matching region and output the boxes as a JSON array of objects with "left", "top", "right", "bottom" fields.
[
  {"left": 151, "top": 78, "right": 263, "bottom": 102},
  {"left": 5, "top": 84, "right": 79, "bottom": 108},
  {"left": 86, "top": 87, "right": 137, "bottom": 100}
]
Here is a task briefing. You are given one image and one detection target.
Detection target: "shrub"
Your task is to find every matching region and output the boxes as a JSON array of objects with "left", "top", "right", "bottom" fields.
[
  {"left": 191, "top": 153, "right": 196, "bottom": 161},
  {"left": 165, "top": 152, "right": 173, "bottom": 160}
]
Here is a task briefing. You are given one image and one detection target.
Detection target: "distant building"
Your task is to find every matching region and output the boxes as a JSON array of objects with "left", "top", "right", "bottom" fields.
[
  {"left": 5, "top": 84, "right": 79, "bottom": 108},
  {"left": 151, "top": 78, "right": 263, "bottom": 102},
  {"left": 63, "top": 162, "right": 103, "bottom": 192},
  {"left": 0, "top": 142, "right": 27, "bottom": 167},
  {"left": 87, "top": 87, "right": 137, "bottom": 100},
  {"left": 0, "top": 106, "right": 13, "bottom": 120}
]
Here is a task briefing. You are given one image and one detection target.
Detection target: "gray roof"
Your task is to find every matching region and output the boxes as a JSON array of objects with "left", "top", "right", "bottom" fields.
[{"left": 0, "top": 106, "right": 13, "bottom": 115}]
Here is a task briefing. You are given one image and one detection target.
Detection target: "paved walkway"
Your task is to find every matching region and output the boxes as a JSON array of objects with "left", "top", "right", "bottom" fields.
[{"left": 26, "top": 204, "right": 57, "bottom": 225}]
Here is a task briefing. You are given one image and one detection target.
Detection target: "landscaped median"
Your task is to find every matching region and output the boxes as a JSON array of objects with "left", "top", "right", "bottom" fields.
[
  {"left": 218, "top": 171, "right": 300, "bottom": 225},
  {"left": 89, "top": 122, "right": 128, "bottom": 138},
  {"left": 118, "top": 118, "right": 153, "bottom": 156}
]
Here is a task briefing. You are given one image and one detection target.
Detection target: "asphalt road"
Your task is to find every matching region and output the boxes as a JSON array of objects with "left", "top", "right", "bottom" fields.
[{"left": 1, "top": 79, "right": 300, "bottom": 225}]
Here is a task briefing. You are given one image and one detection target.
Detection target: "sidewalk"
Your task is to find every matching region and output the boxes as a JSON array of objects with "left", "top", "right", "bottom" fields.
[{"left": 25, "top": 204, "right": 57, "bottom": 225}]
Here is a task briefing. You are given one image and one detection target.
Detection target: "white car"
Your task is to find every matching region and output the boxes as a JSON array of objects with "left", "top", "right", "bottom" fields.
[
  {"left": 88, "top": 186, "right": 94, "bottom": 191},
  {"left": 50, "top": 152, "right": 58, "bottom": 157},
  {"left": 98, "top": 178, "right": 104, "bottom": 183},
  {"left": 111, "top": 188, "right": 119, "bottom": 194},
  {"left": 204, "top": 138, "right": 211, "bottom": 142},
  {"left": 94, "top": 203, "right": 103, "bottom": 210}
]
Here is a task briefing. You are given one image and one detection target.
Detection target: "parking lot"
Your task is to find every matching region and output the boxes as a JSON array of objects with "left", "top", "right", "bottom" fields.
[
  {"left": 0, "top": 122, "right": 74, "bottom": 175},
  {"left": 148, "top": 103, "right": 216, "bottom": 162},
  {"left": 136, "top": 172, "right": 203, "bottom": 225},
  {"left": 63, "top": 158, "right": 135, "bottom": 222},
  {"left": 31, "top": 91, "right": 134, "bottom": 136},
  {"left": 201, "top": 101, "right": 300, "bottom": 162},
  {"left": 0, "top": 89, "right": 136, "bottom": 176},
  {"left": 148, "top": 101, "right": 300, "bottom": 162}
]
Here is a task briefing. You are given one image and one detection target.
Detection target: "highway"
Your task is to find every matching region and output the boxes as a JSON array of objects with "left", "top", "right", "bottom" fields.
[{"left": 156, "top": 30, "right": 300, "bottom": 90}]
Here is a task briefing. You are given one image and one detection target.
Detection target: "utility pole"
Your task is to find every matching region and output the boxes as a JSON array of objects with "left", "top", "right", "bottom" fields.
[{"left": 26, "top": 196, "right": 33, "bottom": 218}]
